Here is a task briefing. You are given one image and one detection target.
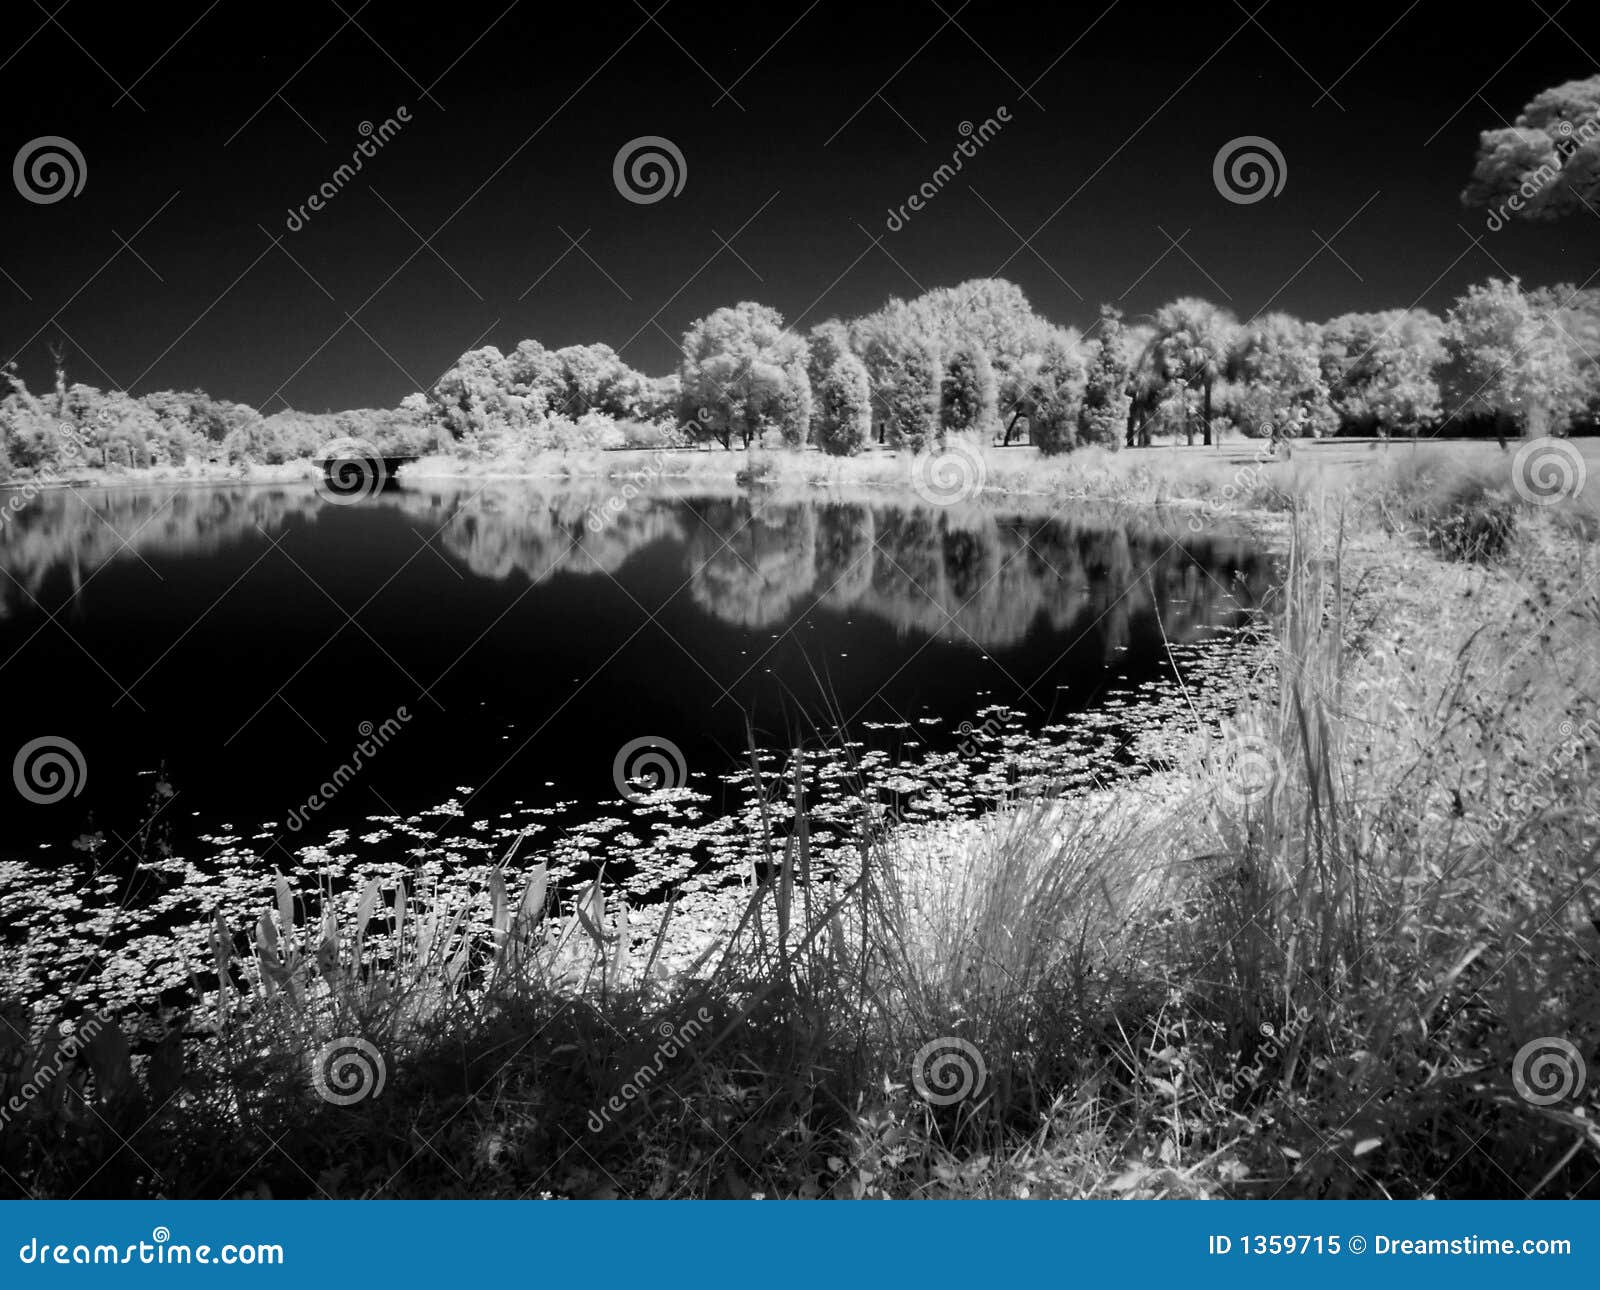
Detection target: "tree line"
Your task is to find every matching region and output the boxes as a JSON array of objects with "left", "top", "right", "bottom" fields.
[
  {"left": 3, "top": 74, "right": 1598, "bottom": 479},
  {"left": 429, "top": 273, "right": 1600, "bottom": 458},
  {"left": 3, "top": 272, "right": 1594, "bottom": 481}
]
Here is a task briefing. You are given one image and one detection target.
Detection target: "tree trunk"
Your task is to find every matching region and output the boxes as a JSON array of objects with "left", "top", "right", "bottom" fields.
[
  {"left": 1202, "top": 379, "right": 1214, "bottom": 448},
  {"left": 1003, "top": 407, "right": 1026, "bottom": 446}
]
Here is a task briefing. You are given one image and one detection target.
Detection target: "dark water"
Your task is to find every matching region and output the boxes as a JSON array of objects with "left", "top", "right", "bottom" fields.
[
  {"left": 0, "top": 479, "right": 1266, "bottom": 843},
  {"left": 0, "top": 479, "right": 1271, "bottom": 1008}
]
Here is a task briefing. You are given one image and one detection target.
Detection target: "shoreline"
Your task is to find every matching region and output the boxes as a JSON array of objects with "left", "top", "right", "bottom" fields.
[{"left": 5, "top": 443, "right": 1595, "bottom": 1197}]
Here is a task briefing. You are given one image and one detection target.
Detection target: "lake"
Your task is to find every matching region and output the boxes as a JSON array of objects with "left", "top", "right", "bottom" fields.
[{"left": 0, "top": 477, "right": 1271, "bottom": 1010}]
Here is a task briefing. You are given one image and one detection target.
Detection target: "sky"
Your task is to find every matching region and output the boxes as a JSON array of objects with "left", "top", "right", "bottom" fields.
[{"left": 2, "top": 0, "right": 1598, "bottom": 413}]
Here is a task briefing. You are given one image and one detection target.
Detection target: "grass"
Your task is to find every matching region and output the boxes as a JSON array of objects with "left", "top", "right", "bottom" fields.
[{"left": 4, "top": 443, "right": 1598, "bottom": 1198}]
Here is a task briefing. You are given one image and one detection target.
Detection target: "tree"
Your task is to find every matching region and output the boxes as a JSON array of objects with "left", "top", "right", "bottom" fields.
[
  {"left": 1148, "top": 298, "right": 1236, "bottom": 447},
  {"left": 679, "top": 302, "right": 805, "bottom": 448},
  {"left": 502, "top": 339, "right": 563, "bottom": 419},
  {"left": 776, "top": 358, "right": 812, "bottom": 447},
  {"left": 1079, "top": 305, "right": 1132, "bottom": 449},
  {"left": 1463, "top": 75, "right": 1600, "bottom": 226},
  {"left": 940, "top": 341, "right": 998, "bottom": 441},
  {"left": 999, "top": 326, "right": 1085, "bottom": 446},
  {"left": 814, "top": 353, "right": 871, "bottom": 456},
  {"left": 1318, "top": 309, "right": 1445, "bottom": 437},
  {"left": 433, "top": 346, "right": 509, "bottom": 438},
  {"left": 1228, "top": 313, "right": 1335, "bottom": 442},
  {"left": 877, "top": 336, "right": 942, "bottom": 450},
  {"left": 1442, "top": 278, "right": 1593, "bottom": 439},
  {"left": 552, "top": 343, "right": 646, "bottom": 419},
  {"left": 853, "top": 278, "right": 1049, "bottom": 443}
]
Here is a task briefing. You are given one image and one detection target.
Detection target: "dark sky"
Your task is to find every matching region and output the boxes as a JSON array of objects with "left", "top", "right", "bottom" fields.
[{"left": 2, "top": 0, "right": 1597, "bottom": 413}]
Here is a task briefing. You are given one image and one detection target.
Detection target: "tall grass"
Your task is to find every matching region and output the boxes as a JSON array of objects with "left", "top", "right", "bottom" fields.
[{"left": 6, "top": 456, "right": 1598, "bottom": 1198}]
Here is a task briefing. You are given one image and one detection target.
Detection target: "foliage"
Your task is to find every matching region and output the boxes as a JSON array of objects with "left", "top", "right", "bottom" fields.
[
  {"left": 873, "top": 336, "right": 943, "bottom": 451},
  {"left": 814, "top": 353, "right": 872, "bottom": 456},
  {"left": 1148, "top": 297, "right": 1237, "bottom": 446},
  {"left": 940, "top": 342, "right": 998, "bottom": 441},
  {"left": 1078, "top": 305, "right": 1132, "bottom": 449},
  {"left": 1463, "top": 74, "right": 1600, "bottom": 224},
  {"left": 1318, "top": 309, "right": 1446, "bottom": 437},
  {"left": 1228, "top": 313, "right": 1336, "bottom": 440},
  {"left": 10, "top": 267, "right": 1600, "bottom": 484},
  {"left": 1001, "top": 328, "right": 1086, "bottom": 450},
  {"left": 1441, "top": 278, "right": 1598, "bottom": 437},
  {"left": 678, "top": 302, "right": 808, "bottom": 449}
]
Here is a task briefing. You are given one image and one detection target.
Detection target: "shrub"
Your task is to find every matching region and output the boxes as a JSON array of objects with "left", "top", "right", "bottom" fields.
[
  {"left": 1031, "top": 396, "right": 1078, "bottom": 456},
  {"left": 1382, "top": 451, "right": 1522, "bottom": 562}
]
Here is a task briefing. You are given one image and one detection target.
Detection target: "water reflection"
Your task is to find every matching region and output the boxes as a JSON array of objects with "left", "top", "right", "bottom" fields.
[
  {"left": 0, "top": 482, "right": 1266, "bottom": 655},
  {"left": 0, "top": 479, "right": 1274, "bottom": 1011}
]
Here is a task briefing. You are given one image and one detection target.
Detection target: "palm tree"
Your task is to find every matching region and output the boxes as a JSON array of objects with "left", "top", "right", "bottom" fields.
[{"left": 1149, "top": 298, "right": 1237, "bottom": 447}]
